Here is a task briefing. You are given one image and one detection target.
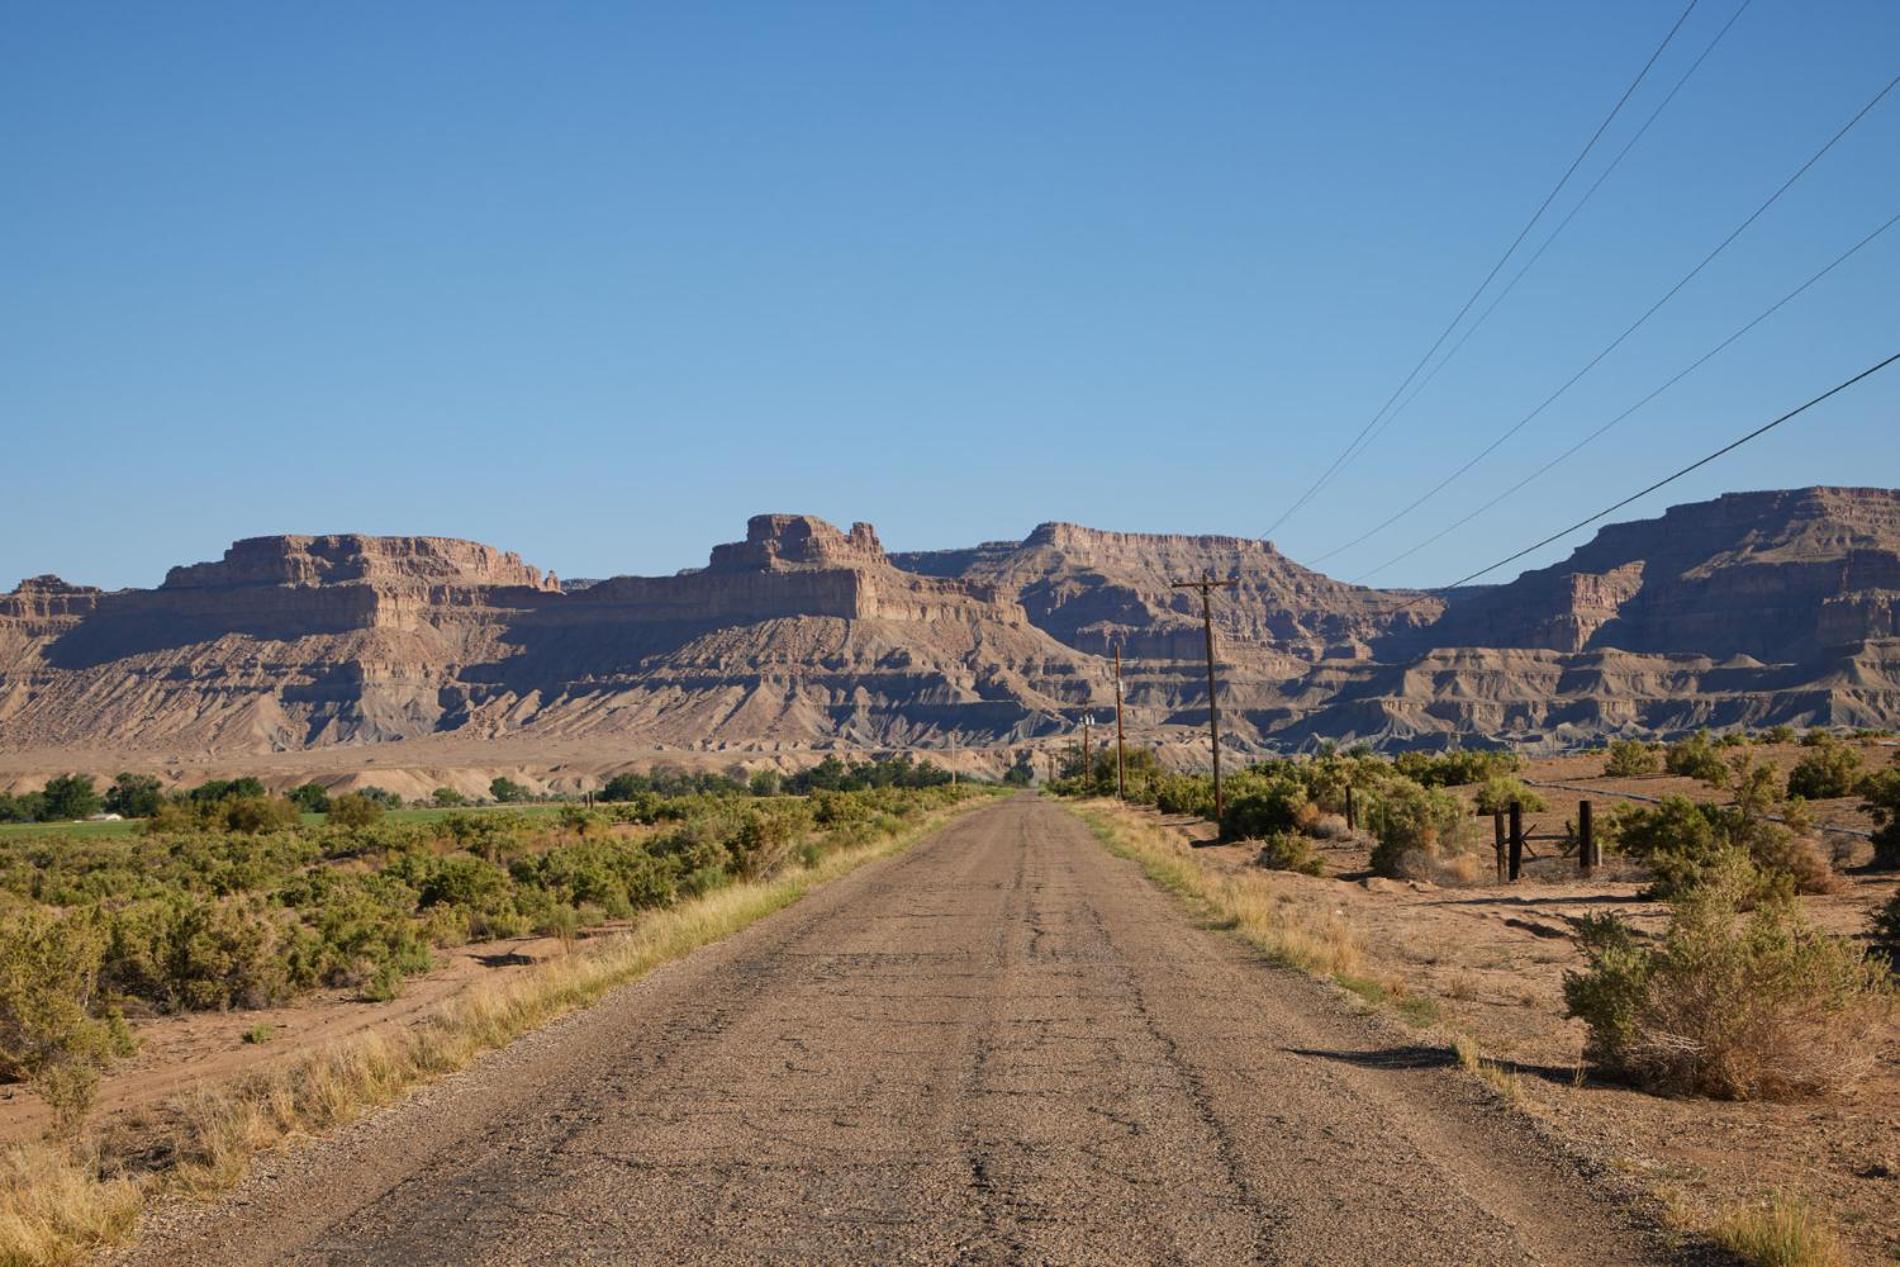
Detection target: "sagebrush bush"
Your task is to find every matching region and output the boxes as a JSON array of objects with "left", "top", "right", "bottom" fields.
[
  {"left": 1564, "top": 860, "right": 1893, "bottom": 1100},
  {"left": 1471, "top": 776, "right": 1545, "bottom": 816},
  {"left": 1367, "top": 777, "right": 1469, "bottom": 878},
  {"left": 1664, "top": 731, "right": 1730, "bottom": 786},
  {"left": 1221, "top": 774, "right": 1312, "bottom": 840},
  {"left": 1603, "top": 738, "right": 1662, "bottom": 777},
  {"left": 1255, "top": 832, "right": 1323, "bottom": 876},
  {"left": 0, "top": 908, "right": 135, "bottom": 1132},
  {"left": 1861, "top": 768, "right": 1900, "bottom": 869},
  {"left": 1786, "top": 740, "right": 1863, "bottom": 801},
  {"left": 1609, "top": 795, "right": 1835, "bottom": 898}
]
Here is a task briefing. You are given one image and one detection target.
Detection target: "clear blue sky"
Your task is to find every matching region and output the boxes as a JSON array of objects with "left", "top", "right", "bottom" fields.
[{"left": 5, "top": 1, "right": 1896, "bottom": 592}]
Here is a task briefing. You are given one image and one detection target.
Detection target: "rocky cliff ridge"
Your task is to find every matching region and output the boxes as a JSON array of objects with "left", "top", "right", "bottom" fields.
[{"left": 2, "top": 489, "right": 1896, "bottom": 757}]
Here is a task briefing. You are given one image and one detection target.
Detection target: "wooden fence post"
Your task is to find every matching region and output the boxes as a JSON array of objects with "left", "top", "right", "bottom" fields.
[
  {"left": 1493, "top": 810, "right": 1507, "bottom": 884},
  {"left": 1508, "top": 801, "right": 1524, "bottom": 882},
  {"left": 1579, "top": 800, "right": 1595, "bottom": 877},
  {"left": 1345, "top": 784, "right": 1356, "bottom": 832}
]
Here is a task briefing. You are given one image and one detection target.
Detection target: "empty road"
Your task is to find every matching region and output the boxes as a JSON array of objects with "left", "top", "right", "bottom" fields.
[{"left": 128, "top": 795, "right": 1661, "bottom": 1265}]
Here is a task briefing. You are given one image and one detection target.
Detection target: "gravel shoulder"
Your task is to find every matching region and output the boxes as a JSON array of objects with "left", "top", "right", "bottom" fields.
[{"left": 122, "top": 794, "right": 1671, "bottom": 1266}]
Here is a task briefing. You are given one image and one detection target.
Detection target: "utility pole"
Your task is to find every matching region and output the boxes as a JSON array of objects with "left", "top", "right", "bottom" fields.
[
  {"left": 1113, "top": 642, "right": 1127, "bottom": 801},
  {"left": 1171, "top": 571, "right": 1238, "bottom": 832},
  {"left": 1081, "top": 714, "right": 1092, "bottom": 791}
]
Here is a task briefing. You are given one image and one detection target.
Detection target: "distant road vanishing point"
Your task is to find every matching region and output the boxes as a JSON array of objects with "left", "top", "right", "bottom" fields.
[{"left": 128, "top": 796, "right": 1663, "bottom": 1266}]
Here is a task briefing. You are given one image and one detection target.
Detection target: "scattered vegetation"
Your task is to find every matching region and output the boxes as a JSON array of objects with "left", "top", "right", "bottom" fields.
[
  {"left": 1564, "top": 860, "right": 1892, "bottom": 1100},
  {"left": 1603, "top": 738, "right": 1662, "bottom": 778},
  {"left": 1664, "top": 731, "right": 1730, "bottom": 787},
  {"left": 0, "top": 788, "right": 987, "bottom": 1266},
  {"left": 1861, "top": 767, "right": 1900, "bottom": 870},
  {"left": 0, "top": 772, "right": 988, "bottom": 1137}
]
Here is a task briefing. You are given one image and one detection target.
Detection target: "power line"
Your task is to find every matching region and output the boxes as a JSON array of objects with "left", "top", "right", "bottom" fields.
[
  {"left": 1364, "top": 0, "right": 1754, "bottom": 461},
  {"left": 1260, "top": 1, "right": 1702, "bottom": 541},
  {"left": 1308, "top": 69, "right": 1900, "bottom": 567},
  {"left": 1355, "top": 207, "right": 1900, "bottom": 582},
  {"left": 1417, "top": 349, "right": 1900, "bottom": 599}
]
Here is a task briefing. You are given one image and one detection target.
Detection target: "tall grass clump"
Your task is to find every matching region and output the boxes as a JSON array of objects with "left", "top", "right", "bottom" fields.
[
  {"left": 1711, "top": 1192, "right": 1845, "bottom": 1267},
  {"left": 1563, "top": 859, "right": 1893, "bottom": 1100}
]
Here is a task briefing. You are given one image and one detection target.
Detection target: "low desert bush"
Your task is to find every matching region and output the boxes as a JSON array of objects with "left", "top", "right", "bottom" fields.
[
  {"left": 0, "top": 909, "right": 134, "bottom": 1134},
  {"left": 1221, "top": 774, "right": 1312, "bottom": 840},
  {"left": 1367, "top": 777, "right": 1470, "bottom": 878},
  {"left": 1610, "top": 796, "right": 1835, "bottom": 898},
  {"left": 1255, "top": 832, "right": 1323, "bottom": 877},
  {"left": 1471, "top": 776, "right": 1545, "bottom": 816},
  {"left": 1564, "top": 860, "right": 1893, "bottom": 1100},
  {"left": 1786, "top": 740, "right": 1863, "bottom": 801},
  {"left": 1861, "top": 768, "right": 1900, "bottom": 869},
  {"left": 1664, "top": 730, "right": 1730, "bottom": 786},
  {"left": 1392, "top": 747, "right": 1519, "bottom": 788},
  {"left": 1603, "top": 738, "right": 1661, "bottom": 778}
]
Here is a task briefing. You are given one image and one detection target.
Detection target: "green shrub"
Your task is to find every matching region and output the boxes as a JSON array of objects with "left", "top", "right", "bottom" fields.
[
  {"left": 1367, "top": 777, "right": 1469, "bottom": 878},
  {"left": 1786, "top": 740, "right": 1863, "bottom": 801},
  {"left": 1860, "top": 769, "right": 1900, "bottom": 870},
  {"left": 1564, "top": 861, "right": 1893, "bottom": 1099},
  {"left": 0, "top": 907, "right": 134, "bottom": 1132},
  {"left": 327, "top": 793, "right": 386, "bottom": 829},
  {"left": 1255, "top": 832, "right": 1323, "bottom": 876},
  {"left": 104, "top": 773, "right": 164, "bottom": 819},
  {"left": 1471, "top": 776, "right": 1546, "bottom": 816},
  {"left": 1392, "top": 748, "right": 1519, "bottom": 788},
  {"left": 1603, "top": 739, "right": 1661, "bottom": 778},
  {"left": 489, "top": 776, "right": 530, "bottom": 803},
  {"left": 1664, "top": 731, "right": 1730, "bottom": 786},
  {"left": 1221, "top": 774, "right": 1311, "bottom": 840}
]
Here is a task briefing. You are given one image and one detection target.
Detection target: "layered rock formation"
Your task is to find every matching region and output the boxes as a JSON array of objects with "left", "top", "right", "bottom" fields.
[{"left": 1, "top": 488, "right": 1896, "bottom": 759}]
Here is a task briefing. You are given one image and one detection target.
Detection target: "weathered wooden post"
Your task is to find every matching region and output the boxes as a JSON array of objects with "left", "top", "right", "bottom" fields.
[
  {"left": 1345, "top": 784, "right": 1357, "bottom": 832},
  {"left": 1493, "top": 810, "right": 1507, "bottom": 884},
  {"left": 1508, "top": 801, "right": 1524, "bottom": 882},
  {"left": 1578, "top": 800, "right": 1595, "bottom": 877}
]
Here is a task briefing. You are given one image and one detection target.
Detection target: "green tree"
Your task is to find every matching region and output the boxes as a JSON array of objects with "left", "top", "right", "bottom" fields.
[
  {"left": 1863, "top": 768, "right": 1900, "bottom": 869},
  {"left": 38, "top": 774, "right": 102, "bottom": 822},
  {"left": 490, "top": 776, "right": 529, "bottom": 804},
  {"left": 747, "top": 769, "right": 783, "bottom": 798},
  {"left": 287, "top": 782, "right": 332, "bottom": 813},
  {"left": 103, "top": 772, "right": 163, "bottom": 818},
  {"left": 431, "top": 787, "right": 468, "bottom": 807}
]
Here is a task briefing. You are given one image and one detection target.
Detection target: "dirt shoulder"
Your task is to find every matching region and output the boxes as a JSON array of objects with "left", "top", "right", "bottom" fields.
[{"left": 1073, "top": 796, "right": 1899, "bottom": 1262}]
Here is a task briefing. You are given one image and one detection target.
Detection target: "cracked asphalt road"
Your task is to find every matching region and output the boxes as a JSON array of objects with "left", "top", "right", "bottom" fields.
[{"left": 127, "top": 795, "right": 1662, "bottom": 1265}]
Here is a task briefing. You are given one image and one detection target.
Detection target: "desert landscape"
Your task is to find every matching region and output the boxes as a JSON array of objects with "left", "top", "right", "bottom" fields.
[{"left": 9, "top": 3, "right": 1900, "bottom": 1263}]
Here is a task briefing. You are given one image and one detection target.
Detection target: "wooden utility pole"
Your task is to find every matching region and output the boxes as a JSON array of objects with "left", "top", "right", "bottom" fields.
[
  {"left": 1081, "top": 715, "right": 1092, "bottom": 791},
  {"left": 1171, "top": 572, "right": 1239, "bottom": 831},
  {"left": 1113, "top": 643, "right": 1127, "bottom": 801}
]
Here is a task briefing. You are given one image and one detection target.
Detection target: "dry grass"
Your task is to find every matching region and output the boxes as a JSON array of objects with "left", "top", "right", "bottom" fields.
[
  {"left": 1450, "top": 1032, "right": 1523, "bottom": 1104},
  {"left": 0, "top": 800, "right": 981, "bottom": 1267},
  {"left": 1712, "top": 1193, "right": 1845, "bottom": 1267},
  {"left": 1076, "top": 806, "right": 1363, "bottom": 981}
]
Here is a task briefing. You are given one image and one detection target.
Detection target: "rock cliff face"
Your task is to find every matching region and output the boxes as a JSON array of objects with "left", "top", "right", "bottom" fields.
[{"left": 1, "top": 489, "right": 1896, "bottom": 759}]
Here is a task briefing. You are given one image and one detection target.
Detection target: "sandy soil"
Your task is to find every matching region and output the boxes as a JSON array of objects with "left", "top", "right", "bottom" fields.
[
  {"left": 120, "top": 797, "right": 1667, "bottom": 1266},
  {"left": 1082, "top": 753, "right": 1900, "bottom": 1261}
]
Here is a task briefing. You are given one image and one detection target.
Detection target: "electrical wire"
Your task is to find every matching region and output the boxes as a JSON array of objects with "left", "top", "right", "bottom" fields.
[
  {"left": 1355, "top": 208, "right": 1900, "bottom": 582},
  {"left": 1260, "top": 1, "right": 1703, "bottom": 540},
  {"left": 1308, "top": 70, "right": 1900, "bottom": 567},
  {"left": 1409, "top": 349, "right": 1900, "bottom": 602}
]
